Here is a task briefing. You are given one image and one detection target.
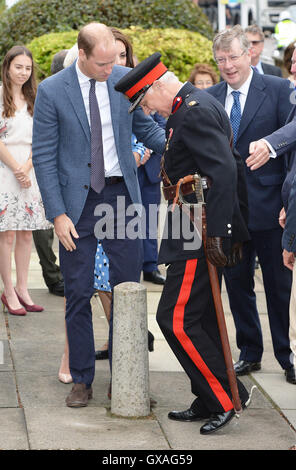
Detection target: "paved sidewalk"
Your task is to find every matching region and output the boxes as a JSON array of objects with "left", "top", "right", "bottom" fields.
[{"left": 0, "top": 249, "right": 296, "bottom": 450}]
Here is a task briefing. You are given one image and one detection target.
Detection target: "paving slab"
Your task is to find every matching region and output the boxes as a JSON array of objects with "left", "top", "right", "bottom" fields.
[
  {"left": 24, "top": 407, "right": 170, "bottom": 450},
  {"left": 0, "top": 409, "right": 29, "bottom": 450},
  {"left": 16, "top": 369, "right": 111, "bottom": 409},
  {"left": 154, "top": 408, "right": 296, "bottom": 450},
  {"left": 0, "top": 339, "right": 13, "bottom": 372},
  {"left": 0, "top": 312, "right": 7, "bottom": 340},
  {"left": 1, "top": 251, "right": 296, "bottom": 450},
  {"left": 283, "top": 410, "right": 296, "bottom": 430},
  {"left": 0, "top": 371, "right": 18, "bottom": 407},
  {"left": 253, "top": 373, "right": 296, "bottom": 411}
]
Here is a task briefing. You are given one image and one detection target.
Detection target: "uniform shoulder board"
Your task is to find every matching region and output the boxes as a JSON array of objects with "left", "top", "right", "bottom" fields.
[{"left": 185, "top": 95, "right": 199, "bottom": 108}]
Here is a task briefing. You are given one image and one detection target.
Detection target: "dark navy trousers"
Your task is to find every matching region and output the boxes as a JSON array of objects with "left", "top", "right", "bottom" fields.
[
  {"left": 137, "top": 165, "right": 161, "bottom": 273},
  {"left": 223, "top": 227, "right": 292, "bottom": 369},
  {"left": 60, "top": 184, "right": 143, "bottom": 386}
]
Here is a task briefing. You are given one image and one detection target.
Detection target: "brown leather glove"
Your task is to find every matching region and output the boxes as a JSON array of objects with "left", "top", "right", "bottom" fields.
[
  {"left": 206, "top": 237, "right": 228, "bottom": 267},
  {"left": 227, "top": 242, "right": 243, "bottom": 267}
]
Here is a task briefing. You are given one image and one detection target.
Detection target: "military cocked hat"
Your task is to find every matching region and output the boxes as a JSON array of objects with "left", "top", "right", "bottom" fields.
[{"left": 115, "top": 52, "right": 167, "bottom": 113}]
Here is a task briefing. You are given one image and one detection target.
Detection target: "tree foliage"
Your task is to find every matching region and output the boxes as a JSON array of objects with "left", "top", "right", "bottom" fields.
[
  {"left": 0, "top": 0, "right": 213, "bottom": 62},
  {"left": 27, "top": 27, "right": 217, "bottom": 83}
]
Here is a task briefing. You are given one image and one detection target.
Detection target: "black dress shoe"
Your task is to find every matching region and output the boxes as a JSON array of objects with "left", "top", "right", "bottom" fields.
[
  {"left": 95, "top": 349, "right": 109, "bottom": 360},
  {"left": 285, "top": 365, "right": 296, "bottom": 384},
  {"left": 168, "top": 388, "right": 253, "bottom": 425},
  {"left": 234, "top": 360, "right": 261, "bottom": 376},
  {"left": 143, "top": 269, "right": 166, "bottom": 285},
  {"left": 48, "top": 280, "right": 64, "bottom": 297},
  {"left": 200, "top": 409, "right": 235, "bottom": 435},
  {"left": 168, "top": 407, "right": 209, "bottom": 422}
]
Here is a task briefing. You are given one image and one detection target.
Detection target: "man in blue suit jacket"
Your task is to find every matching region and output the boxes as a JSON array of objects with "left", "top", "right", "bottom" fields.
[
  {"left": 32, "top": 23, "right": 165, "bottom": 407},
  {"left": 207, "top": 25, "right": 295, "bottom": 383}
]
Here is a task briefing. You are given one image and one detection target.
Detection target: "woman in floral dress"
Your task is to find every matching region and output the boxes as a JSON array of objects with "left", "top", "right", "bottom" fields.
[{"left": 0, "top": 46, "right": 51, "bottom": 316}]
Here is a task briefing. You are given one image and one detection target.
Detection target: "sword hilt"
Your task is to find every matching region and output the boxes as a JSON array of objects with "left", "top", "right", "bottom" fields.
[{"left": 172, "top": 173, "right": 205, "bottom": 210}]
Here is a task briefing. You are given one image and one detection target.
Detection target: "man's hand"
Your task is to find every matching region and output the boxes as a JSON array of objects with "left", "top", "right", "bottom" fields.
[
  {"left": 54, "top": 213, "right": 79, "bottom": 251},
  {"left": 140, "top": 148, "right": 151, "bottom": 165},
  {"left": 227, "top": 242, "right": 243, "bottom": 266},
  {"left": 283, "top": 248, "right": 295, "bottom": 271},
  {"left": 279, "top": 207, "right": 286, "bottom": 229},
  {"left": 133, "top": 152, "right": 141, "bottom": 168},
  {"left": 247, "top": 140, "right": 270, "bottom": 170},
  {"left": 206, "top": 237, "right": 228, "bottom": 267}
]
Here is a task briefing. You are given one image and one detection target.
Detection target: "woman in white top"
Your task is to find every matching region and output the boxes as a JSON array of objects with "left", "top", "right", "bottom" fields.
[{"left": 0, "top": 45, "right": 51, "bottom": 316}]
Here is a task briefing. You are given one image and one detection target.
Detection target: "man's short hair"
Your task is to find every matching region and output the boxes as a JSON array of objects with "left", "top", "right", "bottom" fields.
[
  {"left": 244, "top": 24, "right": 265, "bottom": 41},
  {"left": 51, "top": 50, "right": 68, "bottom": 75},
  {"left": 213, "top": 25, "right": 250, "bottom": 56},
  {"left": 77, "top": 22, "right": 115, "bottom": 58},
  {"left": 158, "top": 71, "right": 179, "bottom": 84}
]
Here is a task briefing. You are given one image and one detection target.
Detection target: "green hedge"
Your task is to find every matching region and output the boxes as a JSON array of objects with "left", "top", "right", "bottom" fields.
[
  {"left": 28, "top": 31, "right": 78, "bottom": 80},
  {"left": 0, "top": 0, "right": 213, "bottom": 63},
  {"left": 27, "top": 27, "right": 217, "bottom": 83}
]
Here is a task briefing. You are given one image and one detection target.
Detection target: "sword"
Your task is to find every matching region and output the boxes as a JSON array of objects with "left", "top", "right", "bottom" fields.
[{"left": 173, "top": 174, "right": 243, "bottom": 416}]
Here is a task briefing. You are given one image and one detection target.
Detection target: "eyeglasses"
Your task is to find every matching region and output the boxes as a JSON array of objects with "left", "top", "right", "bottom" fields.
[
  {"left": 215, "top": 51, "right": 246, "bottom": 66},
  {"left": 250, "top": 40, "right": 264, "bottom": 45},
  {"left": 195, "top": 80, "right": 213, "bottom": 87}
]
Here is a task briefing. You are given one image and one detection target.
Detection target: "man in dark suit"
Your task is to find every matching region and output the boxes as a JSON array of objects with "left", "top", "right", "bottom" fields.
[
  {"left": 115, "top": 53, "right": 251, "bottom": 434},
  {"left": 248, "top": 44, "right": 296, "bottom": 371},
  {"left": 282, "top": 174, "right": 296, "bottom": 365},
  {"left": 245, "top": 24, "right": 282, "bottom": 77},
  {"left": 207, "top": 25, "right": 295, "bottom": 383}
]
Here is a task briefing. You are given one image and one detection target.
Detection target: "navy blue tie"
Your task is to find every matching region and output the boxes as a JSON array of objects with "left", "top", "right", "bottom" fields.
[
  {"left": 230, "top": 90, "right": 241, "bottom": 146},
  {"left": 89, "top": 78, "right": 105, "bottom": 194}
]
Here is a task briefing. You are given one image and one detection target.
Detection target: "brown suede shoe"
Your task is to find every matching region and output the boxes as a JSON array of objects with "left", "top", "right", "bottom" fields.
[{"left": 65, "top": 383, "right": 93, "bottom": 407}]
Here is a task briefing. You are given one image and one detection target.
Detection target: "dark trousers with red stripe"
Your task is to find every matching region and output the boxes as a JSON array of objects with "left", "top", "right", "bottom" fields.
[{"left": 156, "top": 257, "right": 248, "bottom": 415}]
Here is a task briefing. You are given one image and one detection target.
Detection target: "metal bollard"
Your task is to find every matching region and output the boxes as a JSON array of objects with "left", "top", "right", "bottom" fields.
[{"left": 111, "top": 282, "right": 150, "bottom": 417}]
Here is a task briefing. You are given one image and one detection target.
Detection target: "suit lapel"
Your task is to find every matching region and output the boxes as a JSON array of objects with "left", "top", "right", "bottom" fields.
[
  {"left": 237, "top": 73, "right": 266, "bottom": 140},
  {"left": 212, "top": 82, "right": 227, "bottom": 106},
  {"left": 107, "top": 73, "right": 120, "bottom": 148},
  {"left": 286, "top": 104, "right": 296, "bottom": 123},
  {"left": 284, "top": 105, "right": 296, "bottom": 169},
  {"left": 64, "top": 62, "right": 90, "bottom": 142}
]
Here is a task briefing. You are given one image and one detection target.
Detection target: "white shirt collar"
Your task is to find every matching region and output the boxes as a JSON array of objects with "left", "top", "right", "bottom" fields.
[
  {"left": 76, "top": 59, "right": 91, "bottom": 85},
  {"left": 75, "top": 60, "right": 108, "bottom": 93},
  {"left": 254, "top": 61, "right": 264, "bottom": 74},
  {"left": 226, "top": 68, "right": 254, "bottom": 97}
]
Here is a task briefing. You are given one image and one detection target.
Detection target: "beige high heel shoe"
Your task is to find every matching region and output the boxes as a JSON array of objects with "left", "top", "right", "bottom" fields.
[
  {"left": 58, "top": 373, "right": 73, "bottom": 384},
  {"left": 58, "top": 354, "right": 73, "bottom": 384}
]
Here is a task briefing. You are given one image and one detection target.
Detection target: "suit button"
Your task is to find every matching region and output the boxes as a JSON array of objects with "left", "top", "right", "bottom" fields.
[
  {"left": 88, "top": 163, "right": 91, "bottom": 167},
  {"left": 84, "top": 185, "right": 89, "bottom": 189}
]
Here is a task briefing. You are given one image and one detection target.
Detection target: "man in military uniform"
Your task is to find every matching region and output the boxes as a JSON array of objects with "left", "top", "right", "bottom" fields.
[{"left": 115, "top": 53, "right": 251, "bottom": 434}]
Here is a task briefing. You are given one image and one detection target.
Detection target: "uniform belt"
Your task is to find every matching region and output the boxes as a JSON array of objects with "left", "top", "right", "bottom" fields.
[
  {"left": 105, "top": 176, "right": 124, "bottom": 185},
  {"left": 162, "top": 176, "right": 211, "bottom": 201}
]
